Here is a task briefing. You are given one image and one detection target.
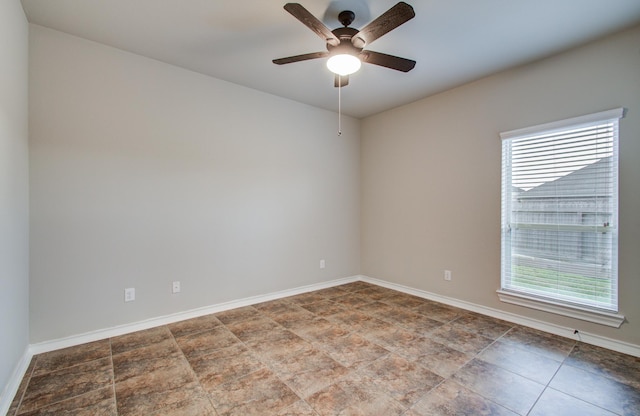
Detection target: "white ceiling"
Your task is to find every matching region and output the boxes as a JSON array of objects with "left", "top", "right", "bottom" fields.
[{"left": 21, "top": 0, "right": 640, "bottom": 118}]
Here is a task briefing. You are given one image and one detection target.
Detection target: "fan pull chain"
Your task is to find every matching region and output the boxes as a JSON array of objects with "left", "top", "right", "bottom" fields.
[{"left": 337, "top": 76, "right": 342, "bottom": 136}]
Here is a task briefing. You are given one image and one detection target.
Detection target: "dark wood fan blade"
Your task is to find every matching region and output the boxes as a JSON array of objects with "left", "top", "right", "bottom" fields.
[
  {"left": 284, "top": 3, "right": 340, "bottom": 46},
  {"left": 351, "top": 2, "right": 415, "bottom": 48},
  {"left": 334, "top": 74, "right": 349, "bottom": 88},
  {"left": 273, "top": 51, "right": 329, "bottom": 65},
  {"left": 359, "top": 50, "right": 416, "bottom": 72}
]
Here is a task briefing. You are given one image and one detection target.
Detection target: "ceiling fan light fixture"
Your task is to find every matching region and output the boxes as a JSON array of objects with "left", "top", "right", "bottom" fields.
[{"left": 326, "top": 54, "right": 361, "bottom": 76}]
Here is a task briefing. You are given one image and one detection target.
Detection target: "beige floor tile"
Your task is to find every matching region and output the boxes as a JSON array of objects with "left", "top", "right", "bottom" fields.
[
  {"left": 269, "top": 348, "right": 349, "bottom": 398},
  {"left": 357, "top": 353, "right": 443, "bottom": 407},
  {"left": 500, "top": 326, "right": 575, "bottom": 361},
  {"left": 565, "top": 342, "right": 640, "bottom": 389},
  {"left": 110, "top": 326, "right": 173, "bottom": 355},
  {"left": 529, "top": 388, "right": 618, "bottom": 416},
  {"left": 11, "top": 283, "right": 640, "bottom": 416},
  {"left": 452, "top": 359, "right": 545, "bottom": 415},
  {"left": 307, "top": 372, "right": 406, "bottom": 416},
  {"left": 450, "top": 312, "right": 514, "bottom": 339},
  {"left": 549, "top": 364, "right": 640, "bottom": 415},
  {"left": 17, "top": 386, "right": 117, "bottom": 416},
  {"left": 191, "top": 343, "right": 264, "bottom": 390},
  {"left": 32, "top": 339, "right": 111, "bottom": 376},
  {"left": 428, "top": 324, "right": 494, "bottom": 354},
  {"left": 19, "top": 358, "right": 113, "bottom": 414},
  {"left": 167, "top": 314, "right": 223, "bottom": 338},
  {"left": 117, "top": 381, "right": 215, "bottom": 416},
  {"left": 208, "top": 368, "right": 299, "bottom": 416},
  {"left": 409, "top": 379, "right": 517, "bottom": 416},
  {"left": 175, "top": 326, "right": 240, "bottom": 360},
  {"left": 393, "top": 336, "right": 473, "bottom": 378},
  {"left": 478, "top": 340, "right": 562, "bottom": 384}
]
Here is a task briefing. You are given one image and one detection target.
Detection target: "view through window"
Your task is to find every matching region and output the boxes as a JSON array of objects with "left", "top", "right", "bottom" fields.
[{"left": 500, "top": 109, "right": 623, "bottom": 312}]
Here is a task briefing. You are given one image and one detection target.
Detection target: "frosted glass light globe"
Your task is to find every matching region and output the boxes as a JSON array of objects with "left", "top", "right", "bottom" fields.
[{"left": 326, "top": 54, "right": 361, "bottom": 76}]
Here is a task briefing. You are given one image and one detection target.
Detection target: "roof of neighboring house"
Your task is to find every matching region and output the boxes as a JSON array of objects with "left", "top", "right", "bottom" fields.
[{"left": 519, "top": 156, "right": 613, "bottom": 199}]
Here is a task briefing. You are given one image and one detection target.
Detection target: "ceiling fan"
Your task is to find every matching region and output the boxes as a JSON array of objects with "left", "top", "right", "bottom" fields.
[{"left": 273, "top": 2, "right": 416, "bottom": 87}]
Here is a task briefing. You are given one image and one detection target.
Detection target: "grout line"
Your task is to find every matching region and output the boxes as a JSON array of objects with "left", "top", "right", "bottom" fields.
[
  {"left": 525, "top": 367, "right": 565, "bottom": 415},
  {"left": 109, "top": 337, "right": 119, "bottom": 416},
  {"left": 167, "top": 325, "right": 220, "bottom": 414}
]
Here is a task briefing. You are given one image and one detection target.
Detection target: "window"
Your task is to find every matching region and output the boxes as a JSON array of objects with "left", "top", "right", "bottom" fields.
[{"left": 498, "top": 109, "right": 624, "bottom": 327}]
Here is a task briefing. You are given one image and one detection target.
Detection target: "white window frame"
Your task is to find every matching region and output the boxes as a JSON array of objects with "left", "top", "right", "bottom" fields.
[{"left": 498, "top": 108, "right": 625, "bottom": 328}]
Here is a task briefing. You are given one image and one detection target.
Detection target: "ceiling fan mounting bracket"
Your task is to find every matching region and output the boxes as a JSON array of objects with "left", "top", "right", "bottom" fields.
[{"left": 338, "top": 10, "right": 355, "bottom": 27}]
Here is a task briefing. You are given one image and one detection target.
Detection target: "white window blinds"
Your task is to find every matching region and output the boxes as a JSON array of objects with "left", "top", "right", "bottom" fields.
[{"left": 500, "top": 108, "right": 623, "bottom": 312}]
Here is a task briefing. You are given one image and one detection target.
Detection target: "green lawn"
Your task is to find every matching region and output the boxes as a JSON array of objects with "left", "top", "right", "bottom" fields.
[{"left": 512, "top": 265, "right": 611, "bottom": 303}]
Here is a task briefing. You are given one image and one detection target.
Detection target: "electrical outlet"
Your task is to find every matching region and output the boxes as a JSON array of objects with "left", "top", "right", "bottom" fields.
[
  {"left": 172, "top": 281, "right": 181, "bottom": 294},
  {"left": 124, "top": 287, "right": 135, "bottom": 302},
  {"left": 444, "top": 270, "right": 452, "bottom": 281},
  {"left": 320, "top": 259, "right": 326, "bottom": 269}
]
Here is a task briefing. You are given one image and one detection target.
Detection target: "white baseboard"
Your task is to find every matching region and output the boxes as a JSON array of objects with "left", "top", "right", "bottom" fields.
[
  {"left": 0, "top": 347, "right": 32, "bottom": 416},
  {"left": 29, "top": 275, "right": 359, "bottom": 355},
  {"left": 360, "top": 275, "right": 640, "bottom": 357}
]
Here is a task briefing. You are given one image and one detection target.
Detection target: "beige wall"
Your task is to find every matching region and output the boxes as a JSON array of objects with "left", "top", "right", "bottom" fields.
[
  {"left": 29, "top": 25, "right": 360, "bottom": 342},
  {"left": 361, "top": 25, "right": 640, "bottom": 345},
  {"left": 0, "top": 0, "right": 29, "bottom": 400},
  {"left": 25, "top": 19, "right": 640, "bottom": 350}
]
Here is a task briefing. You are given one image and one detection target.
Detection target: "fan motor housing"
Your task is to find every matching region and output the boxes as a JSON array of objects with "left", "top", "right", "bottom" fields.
[{"left": 327, "top": 27, "right": 362, "bottom": 55}]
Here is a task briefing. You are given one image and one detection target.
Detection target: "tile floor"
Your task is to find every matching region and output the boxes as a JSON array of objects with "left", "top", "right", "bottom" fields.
[{"left": 8, "top": 281, "right": 640, "bottom": 415}]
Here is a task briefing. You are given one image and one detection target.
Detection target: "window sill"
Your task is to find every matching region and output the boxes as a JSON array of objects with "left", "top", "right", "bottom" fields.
[{"left": 497, "top": 290, "right": 625, "bottom": 328}]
